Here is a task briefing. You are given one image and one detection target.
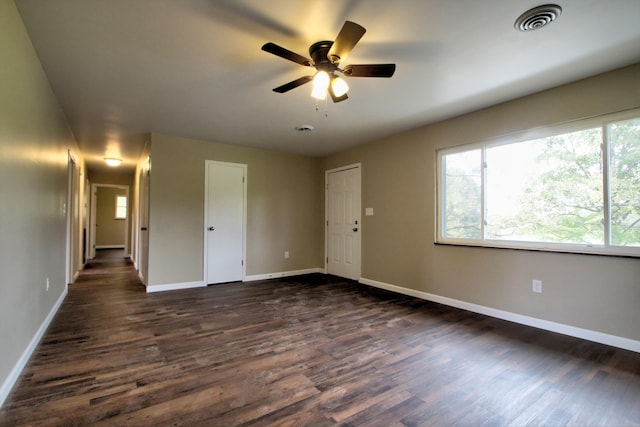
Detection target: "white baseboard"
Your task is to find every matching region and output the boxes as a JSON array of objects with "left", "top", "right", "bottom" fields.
[
  {"left": 244, "top": 268, "right": 324, "bottom": 282},
  {"left": 146, "top": 280, "right": 205, "bottom": 293},
  {"left": 94, "top": 245, "right": 125, "bottom": 249},
  {"left": 0, "top": 288, "right": 67, "bottom": 408},
  {"left": 146, "top": 268, "right": 324, "bottom": 292},
  {"left": 359, "top": 277, "right": 640, "bottom": 354}
]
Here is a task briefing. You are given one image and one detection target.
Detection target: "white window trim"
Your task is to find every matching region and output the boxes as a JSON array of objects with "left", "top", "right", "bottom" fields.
[
  {"left": 115, "top": 195, "right": 127, "bottom": 220},
  {"left": 436, "top": 108, "right": 640, "bottom": 258}
]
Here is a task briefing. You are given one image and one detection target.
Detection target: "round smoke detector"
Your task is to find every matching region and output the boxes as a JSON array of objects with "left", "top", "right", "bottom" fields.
[
  {"left": 295, "top": 125, "right": 314, "bottom": 132},
  {"left": 515, "top": 4, "right": 562, "bottom": 31}
]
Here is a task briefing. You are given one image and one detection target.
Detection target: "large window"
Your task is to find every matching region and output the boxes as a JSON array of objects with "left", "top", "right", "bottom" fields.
[{"left": 437, "top": 112, "right": 640, "bottom": 256}]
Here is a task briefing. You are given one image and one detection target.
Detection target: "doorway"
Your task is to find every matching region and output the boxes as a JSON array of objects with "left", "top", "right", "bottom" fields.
[
  {"left": 204, "top": 161, "right": 246, "bottom": 285},
  {"left": 89, "top": 184, "right": 130, "bottom": 259},
  {"left": 326, "top": 164, "right": 362, "bottom": 280}
]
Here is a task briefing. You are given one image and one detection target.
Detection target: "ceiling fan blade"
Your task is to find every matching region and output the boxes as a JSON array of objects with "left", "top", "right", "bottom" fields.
[
  {"left": 262, "top": 42, "right": 313, "bottom": 66},
  {"left": 327, "top": 21, "right": 366, "bottom": 64},
  {"left": 342, "top": 64, "right": 396, "bottom": 78},
  {"left": 273, "top": 76, "right": 313, "bottom": 93},
  {"left": 328, "top": 86, "right": 349, "bottom": 103}
]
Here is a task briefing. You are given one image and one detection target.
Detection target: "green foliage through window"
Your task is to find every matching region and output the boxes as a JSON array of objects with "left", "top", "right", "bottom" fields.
[
  {"left": 442, "top": 150, "right": 482, "bottom": 239},
  {"left": 609, "top": 118, "right": 640, "bottom": 247}
]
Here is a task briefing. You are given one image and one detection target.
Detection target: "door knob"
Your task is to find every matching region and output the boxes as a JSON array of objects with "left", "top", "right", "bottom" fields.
[
  {"left": 353, "top": 227, "right": 358, "bottom": 232},
  {"left": 208, "top": 227, "right": 215, "bottom": 231}
]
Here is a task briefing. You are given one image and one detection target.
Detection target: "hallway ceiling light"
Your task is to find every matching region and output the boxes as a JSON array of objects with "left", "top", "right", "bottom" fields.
[{"left": 104, "top": 157, "right": 122, "bottom": 167}]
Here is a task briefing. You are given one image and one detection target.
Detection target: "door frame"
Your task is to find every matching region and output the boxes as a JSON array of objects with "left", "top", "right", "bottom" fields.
[
  {"left": 89, "top": 183, "right": 130, "bottom": 259},
  {"left": 136, "top": 157, "right": 151, "bottom": 285},
  {"left": 65, "top": 150, "right": 80, "bottom": 286},
  {"left": 203, "top": 160, "right": 247, "bottom": 284},
  {"left": 325, "top": 163, "right": 362, "bottom": 279}
]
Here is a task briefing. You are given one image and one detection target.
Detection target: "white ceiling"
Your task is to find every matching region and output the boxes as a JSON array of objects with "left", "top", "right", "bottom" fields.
[{"left": 15, "top": 0, "right": 640, "bottom": 173}]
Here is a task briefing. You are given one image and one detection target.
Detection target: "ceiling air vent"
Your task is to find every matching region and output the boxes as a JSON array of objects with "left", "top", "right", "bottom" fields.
[{"left": 515, "top": 4, "right": 562, "bottom": 32}]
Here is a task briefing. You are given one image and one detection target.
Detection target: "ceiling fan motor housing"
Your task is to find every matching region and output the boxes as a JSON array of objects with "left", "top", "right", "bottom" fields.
[{"left": 309, "top": 41, "right": 339, "bottom": 72}]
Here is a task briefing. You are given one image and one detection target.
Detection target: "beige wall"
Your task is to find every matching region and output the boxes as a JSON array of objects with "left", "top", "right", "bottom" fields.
[
  {"left": 148, "top": 134, "right": 323, "bottom": 286},
  {"left": 89, "top": 171, "right": 134, "bottom": 186},
  {"left": 321, "top": 63, "right": 640, "bottom": 341},
  {"left": 0, "top": 0, "right": 82, "bottom": 395}
]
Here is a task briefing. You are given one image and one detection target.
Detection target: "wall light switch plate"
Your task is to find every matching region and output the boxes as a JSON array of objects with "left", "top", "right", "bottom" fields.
[
  {"left": 365, "top": 208, "right": 374, "bottom": 216},
  {"left": 532, "top": 279, "right": 542, "bottom": 293}
]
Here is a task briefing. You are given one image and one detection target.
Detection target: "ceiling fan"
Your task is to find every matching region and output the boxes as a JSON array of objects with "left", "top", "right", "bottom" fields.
[{"left": 261, "top": 21, "right": 396, "bottom": 103}]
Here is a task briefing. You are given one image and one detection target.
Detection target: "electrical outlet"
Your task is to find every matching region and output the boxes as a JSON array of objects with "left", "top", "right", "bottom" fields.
[
  {"left": 284, "top": 251, "right": 289, "bottom": 259},
  {"left": 46, "top": 277, "right": 50, "bottom": 291},
  {"left": 532, "top": 279, "right": 542, "bottom": 293}
]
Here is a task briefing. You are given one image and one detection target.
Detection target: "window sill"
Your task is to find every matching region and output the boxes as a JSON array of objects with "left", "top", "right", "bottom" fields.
[{"left": 434, "top": 240, "right": 640, "bottom": 259}]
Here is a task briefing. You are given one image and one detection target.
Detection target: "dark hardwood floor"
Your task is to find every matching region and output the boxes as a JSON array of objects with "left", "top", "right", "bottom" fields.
[{"left": 1, "top": 258, "right": 639, "bottom": 426}]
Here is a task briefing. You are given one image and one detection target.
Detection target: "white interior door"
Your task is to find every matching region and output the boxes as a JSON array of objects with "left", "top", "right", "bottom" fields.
[
  {"left": 205, "top": 161, "right": 246, "bottom": 284},
  {"left": 327, "top": 165, "right": 361, "bottom": 280}
]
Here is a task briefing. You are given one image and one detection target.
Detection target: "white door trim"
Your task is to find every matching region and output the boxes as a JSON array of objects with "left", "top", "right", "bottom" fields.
[
  {"left": 325, "top": 163, "right": 362, "bottom": 279},
  {"left": 203, "top": 160, "right": 247, "bottom": 284},
  {"left": 65, "top": 151, "right": 78, "bottom": 286},
  {"left": 136, "top": 156, "right": 151, "bottom": 285}
]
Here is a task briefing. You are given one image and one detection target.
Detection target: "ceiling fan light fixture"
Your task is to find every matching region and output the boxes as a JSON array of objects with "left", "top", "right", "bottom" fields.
[
  {"left": 104, "top": 157, "right": 122, "bottom": 167},
  {"left": 262, "top": 21, "right": 396, "bottom": 103},
  {"left": 311, "top": 71, "right": 330, "bottom": 100},
  {"left": 331, "top": 76, "right": 349, "bottom": 97}
]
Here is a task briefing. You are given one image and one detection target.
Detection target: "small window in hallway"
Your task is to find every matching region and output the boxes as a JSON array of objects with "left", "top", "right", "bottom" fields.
[{"left": 115, "top": 195, "right": 127, "bottom": 219}]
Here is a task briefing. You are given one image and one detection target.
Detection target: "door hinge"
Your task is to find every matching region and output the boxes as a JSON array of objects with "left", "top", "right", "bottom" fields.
[
  {"left": 241, "top": 260, "right": 244, "bottom": 266},
  {"left": 242, "top": 176, "right": 245, "bottom": 183},
  {"left": 326, "top": 257, "right": 328, "bottom": 263},
  {"left": 326, "top": 220, "right": 329, "bottom": 226}
]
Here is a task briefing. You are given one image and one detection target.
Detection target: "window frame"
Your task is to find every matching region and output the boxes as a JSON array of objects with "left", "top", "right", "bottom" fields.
[
  {"left": 436, "top": 109, "right": 640, "bottom": 258},
  {"left": 115, "top": 195, "right": 127, "bottom": 220}
]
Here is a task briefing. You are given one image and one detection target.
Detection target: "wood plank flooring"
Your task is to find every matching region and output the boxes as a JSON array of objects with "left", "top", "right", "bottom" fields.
[{"left": 1, "top": 258, "right": 640, "bottom": 426}]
